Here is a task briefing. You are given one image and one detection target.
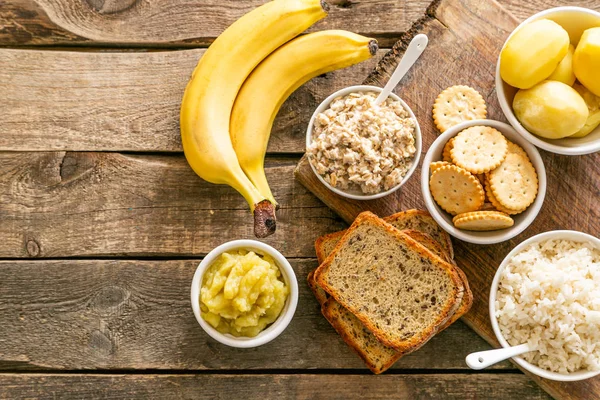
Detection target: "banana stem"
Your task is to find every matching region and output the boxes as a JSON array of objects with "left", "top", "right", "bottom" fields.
[
  {"left": 254, "top": 200, "right": 277, "bottom": 238},
  {"left": 244, "top": 163, "right": 278, "bottom": 207}
]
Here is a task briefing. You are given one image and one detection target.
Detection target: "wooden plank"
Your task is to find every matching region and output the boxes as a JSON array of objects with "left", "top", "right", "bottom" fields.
[
  {"left": 0, "top": 152, "right": 350, "bottom": 258},
  {"left": 0, "top": 47, "right": 383, "bottom": 153},
  {"left": 295, "top": 0, "right": 600, "bottom": 399},
  {"left": 0, "top": 0, "right": 430, "bottom": 47},
  {"left": 0, "top": 373, "right": 551, "bottom": 399},
  {"left": 498, "top": 0, "right": 600, "bottom": 22},
  {"left": 0, "top": 259, "right": 507, "bottom": 371}
]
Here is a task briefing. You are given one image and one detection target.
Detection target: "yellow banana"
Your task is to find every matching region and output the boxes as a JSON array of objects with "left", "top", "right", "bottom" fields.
[
  {"left": 180, "top": 0, "right": 328, "bottom": 238},
  {"left": 230, "top": 30, "right": 378, "bottom": 205}
]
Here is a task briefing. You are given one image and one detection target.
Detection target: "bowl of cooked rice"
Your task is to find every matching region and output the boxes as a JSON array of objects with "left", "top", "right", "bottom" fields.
[{"left": 490, "top": 230, "right": 600, "bottom": 381}]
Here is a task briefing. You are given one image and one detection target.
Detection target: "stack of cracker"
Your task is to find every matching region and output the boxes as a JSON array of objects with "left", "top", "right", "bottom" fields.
[
  {"left": 430, "top": 126, "right": 539, "bottom": 230},
  {"left": 308, "top": 210, "right": 473, "bottom": 374},
  {"left": 429, "top": 85, "right": 539, "bottom": 231}
]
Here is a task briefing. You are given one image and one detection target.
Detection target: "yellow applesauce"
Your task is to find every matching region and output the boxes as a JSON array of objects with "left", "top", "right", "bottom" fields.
[{"left": 200, "top": 250, "right": 289, "bottom": 337}]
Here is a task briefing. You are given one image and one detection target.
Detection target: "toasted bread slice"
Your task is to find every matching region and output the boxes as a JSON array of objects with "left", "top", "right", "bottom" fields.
[
  {"left": 314, "top": 212, "right": 464, "bottom": 352},
  {"left": 321, "top": 298, "right": 402, "bottom": 374}
]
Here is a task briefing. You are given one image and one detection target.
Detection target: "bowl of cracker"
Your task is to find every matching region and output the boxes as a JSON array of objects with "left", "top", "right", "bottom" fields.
[{"left": 421, "top": 119, "right": 547, "bottom": 245}]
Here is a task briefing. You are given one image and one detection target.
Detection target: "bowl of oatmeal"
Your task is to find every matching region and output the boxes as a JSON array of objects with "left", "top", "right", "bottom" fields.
[{"left": 306, "top": 85, "right": 422, "bottom": 200}]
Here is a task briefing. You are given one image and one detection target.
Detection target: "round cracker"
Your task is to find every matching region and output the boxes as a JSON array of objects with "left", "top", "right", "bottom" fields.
[
  {"left": 453, "top": 211, "right": 514, "bottom": 231},
  {"left": 430, "top": 161, "right": 451, "bottom": 173},
  {"left": 484, "top": 175, "right": 525, "bottom": 215},
  {"left": 450, "top": 126, "right": 508, "bottom": 174},
  {"left": 442, "top": 138, "right": 455, "bottom": 162},
  {"left": 488, "top": 153, "right": 538, "bottom": 210},
  {"left": 506, "top": 141, "right": 528, "bottom": 158},
  {"left": 430, "top": 165, "right": 484, "bottom": 215},
  {"left": 433, "top": 85, "right": 487, "bottom": 133}
]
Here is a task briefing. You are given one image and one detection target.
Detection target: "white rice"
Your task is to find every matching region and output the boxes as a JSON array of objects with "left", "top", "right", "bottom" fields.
[{"left": 495, "top": 239, "right": 600, "bottom": 373}]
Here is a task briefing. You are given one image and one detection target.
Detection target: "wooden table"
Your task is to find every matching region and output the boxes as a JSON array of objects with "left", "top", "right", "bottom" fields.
[{"left": 0, "top": 1, "right": 597, "bottom": 399}]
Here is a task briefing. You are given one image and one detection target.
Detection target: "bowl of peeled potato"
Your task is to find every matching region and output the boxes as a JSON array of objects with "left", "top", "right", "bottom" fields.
[{"left": 496, "top": 7, "right": 600, "bottom": 155}]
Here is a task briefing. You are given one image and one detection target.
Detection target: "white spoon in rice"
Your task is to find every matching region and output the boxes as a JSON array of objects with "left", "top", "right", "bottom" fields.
[{"left": 466, "top": 343, "right": 533, "bottom": 370}]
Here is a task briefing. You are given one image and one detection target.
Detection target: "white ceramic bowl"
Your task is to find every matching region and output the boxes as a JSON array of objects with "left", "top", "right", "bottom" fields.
[
  {"left": 496, "top": 6, "right": 600, "bottom": 155},
  {"left": 190, "top": 240, "right": 298, "bottom": 348},
  {"left": 306, "top": 85, "right": 422, "bottom": 200},
  {"left": 489, "top": 230, "right": 600, "bottom": 381},
  {"left": 421, "top": 119, "right": 546, "bottom": 245}
]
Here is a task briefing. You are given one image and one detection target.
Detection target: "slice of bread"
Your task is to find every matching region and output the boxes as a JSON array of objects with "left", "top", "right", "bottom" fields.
[
  {"left": 315, "top": 229, "right": 473, "bottom": 329},
  {"left": 310, "top": 228, "right": 460, "bottom": 374},
  {"left": 386, "top": 210, "right": 454, "bottom": 260},
  {"left": 314, "top": 213, "right": 472, "bottom": 327},
  {"left": 315, "top": 210, "right": 454, "bottom": 263},
  {"left": 314, "top": 212, "right": 464, "bottom": 352},
  {"left": 321, "top": 297, "right": 403, "bottom": 374}
]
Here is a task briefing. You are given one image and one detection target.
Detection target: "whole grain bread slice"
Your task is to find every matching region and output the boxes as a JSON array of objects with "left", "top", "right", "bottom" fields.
[
  {"left": 314, "top": 212, "right": 464, "bottom": 352},
  {"left": 315, "top": 229, "right": 472, "bottom": 329},
  {"left": 314, "top": 214, "right": 472, "bottom": 326},
  {"left": 309, "top": 227, "right": 472, "bottom": 373}
]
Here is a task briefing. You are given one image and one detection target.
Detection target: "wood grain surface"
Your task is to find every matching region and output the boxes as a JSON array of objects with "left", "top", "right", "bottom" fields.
[
  {"left": 0, "top": 0, "right": 597, "bottom": 399},
  {"left": 295, "top": 0, "right": 600, "bottom": 399},
  {"left": 0, "top": 0, "right": 430, "bottom": 47},
  {"left": 0, "top": 48, "right": 383, "bottom": 152},
  {"left": 0, "top": 152, "right": 350, "bottom": 258},
  {"left": 0, "top": 374, "right": 550, "bottom": 399},
  {"left": 0, "top": 259, "right": 504, "bottom": 371}
]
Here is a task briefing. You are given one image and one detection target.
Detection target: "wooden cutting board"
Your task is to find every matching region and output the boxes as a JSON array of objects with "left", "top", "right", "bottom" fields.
[{"left": 295, "top": 0, "right": 600, "bottom": 399}]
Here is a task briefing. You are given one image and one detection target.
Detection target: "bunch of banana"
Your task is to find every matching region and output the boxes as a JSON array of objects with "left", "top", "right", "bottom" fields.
[{"left": 180, "top": 0, "right": 377, "bottom": 237}]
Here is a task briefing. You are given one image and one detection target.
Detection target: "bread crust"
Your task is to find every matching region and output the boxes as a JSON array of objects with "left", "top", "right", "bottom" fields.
[
  {"left": 387, "top": 209, "right": 454, "bottom": 260},
  {"left": 314, "top": 231, "right": 345, "bottom": 264},
  {"left": 314, "top": 209, "right": 454, "bottom": 262},
  {"left": 314, "top": 211, "right": 464, "bottom": 353},
  {"left": 440, "top": 265, "right": 473, "bottom": 329},
  {"left": 307, "top": 269, "right": 328, "bottom": 306},
  {"left": 321, "top": 298, "right": 403, "bottom": 374}
]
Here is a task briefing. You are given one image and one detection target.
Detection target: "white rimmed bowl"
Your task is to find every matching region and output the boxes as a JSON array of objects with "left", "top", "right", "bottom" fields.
[
  {"left": 490, "top": 230, "right": 600, "bottom": 381},
  {"left": 190, "top": 240, "right": 298, "bottom": 348},
  {"left": 306, "top": 85, "right": 422, "bottom": 200},
  {"left": 496, "top": 6, "right": 600, "bottom": 156},
  {"left": 421, "top": 119, "right": 546, "bottom": 245}
]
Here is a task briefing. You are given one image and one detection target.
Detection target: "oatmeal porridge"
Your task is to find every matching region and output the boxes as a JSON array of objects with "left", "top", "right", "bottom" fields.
[{"left": 307, "top": 91, "right": 417, "bottom": 194}]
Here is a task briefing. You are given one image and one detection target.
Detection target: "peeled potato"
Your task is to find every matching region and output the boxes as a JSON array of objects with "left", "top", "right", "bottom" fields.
[
  {"left": 500, "top": 19, "right": 570, "bottom": 89},
  {"left": 571, "top": 82, "right": 600, "bottom": 138},
  {"left": 548, "top": 45, "right": 576, "bottom": 86},
  {"left": 573, "top": 27, "right": 600, "bottom": 96},
  {"left": 513, "top": 80, "right": 588, "bottom": 139}
]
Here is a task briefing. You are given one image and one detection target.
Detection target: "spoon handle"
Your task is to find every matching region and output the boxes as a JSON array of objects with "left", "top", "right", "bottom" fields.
[
  {"left": 465, "top": 343, "right": 531, "bottom": 370},
  {"left": 374, "top": 34, "right": 429, "bottom": 105}
]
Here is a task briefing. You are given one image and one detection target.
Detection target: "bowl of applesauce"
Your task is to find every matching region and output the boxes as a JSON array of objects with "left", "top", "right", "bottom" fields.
[{"left": 191, "top": 240, "right": 298, "bottom": 348}]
